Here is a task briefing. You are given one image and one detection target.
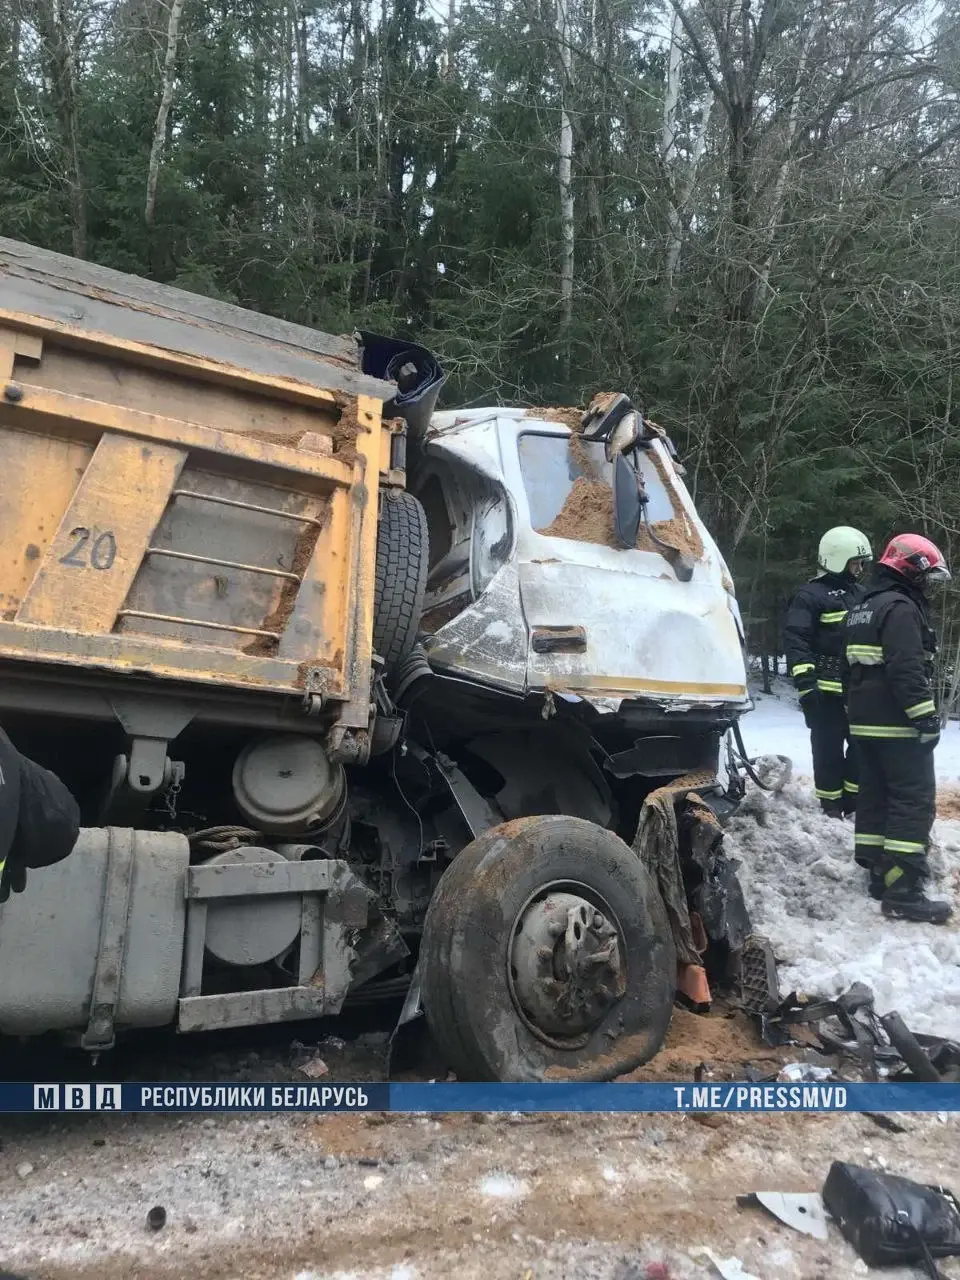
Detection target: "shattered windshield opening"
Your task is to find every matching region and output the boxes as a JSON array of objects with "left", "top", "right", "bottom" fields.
[{"left": 518, "top": 431, "right": 674, "bottom": 543}]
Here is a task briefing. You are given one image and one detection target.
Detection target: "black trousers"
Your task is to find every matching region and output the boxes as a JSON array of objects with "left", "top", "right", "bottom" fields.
[
  {"left": 807, "top": 695, "right": 858, "bottom": 809},
  {"left": 853, "top": 738, "right": 935, "bottom": 878}
]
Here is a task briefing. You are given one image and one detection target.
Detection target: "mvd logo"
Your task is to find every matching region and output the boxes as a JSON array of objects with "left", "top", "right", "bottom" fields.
[{"left": 33, "top": 1084, "right": 122, "bottom": 1110}]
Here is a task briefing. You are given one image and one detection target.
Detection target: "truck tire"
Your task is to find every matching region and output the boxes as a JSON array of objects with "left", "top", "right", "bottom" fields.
[
  {"left": 420, "top": 816, "right": 675, "bottom": 1082},
  {"left": 373, "top": 490, "right": 429, "bottom": 669}
]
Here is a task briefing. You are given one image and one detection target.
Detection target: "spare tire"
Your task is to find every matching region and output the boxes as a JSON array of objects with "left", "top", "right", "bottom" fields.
[
  {"left": 420, "top": 816, "right": 676, "bottom": 1082},
  {"left": 373, "top": 490, "right": 429, "bottom": 669}
]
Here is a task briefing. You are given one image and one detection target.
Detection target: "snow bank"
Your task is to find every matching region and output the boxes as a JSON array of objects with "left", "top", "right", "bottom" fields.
[{"left": 727, "top": 781, "right": 960, "bottom": 1040}]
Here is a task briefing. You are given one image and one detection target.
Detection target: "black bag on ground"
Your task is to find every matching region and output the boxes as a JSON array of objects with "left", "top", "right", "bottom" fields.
[
  {"left": 823, "top": 1160, "right": 960, "bottom": 1273},
  {"left": 0, "top": 728, "right": 80, "bottom": 903}
]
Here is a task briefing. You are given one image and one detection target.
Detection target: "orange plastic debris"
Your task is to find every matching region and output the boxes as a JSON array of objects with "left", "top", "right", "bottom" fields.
[{"left": 677, "top": 962, "right": 711, "bottom": 1012}]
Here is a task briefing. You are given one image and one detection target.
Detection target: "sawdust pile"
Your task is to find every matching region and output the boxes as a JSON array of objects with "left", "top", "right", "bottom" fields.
[
  {"left": 541, "top": 476, "right": 619, "bottom": 547},
  {"left": 538, "top": 430, "right": 704, "bottom": 562},
  {"left": 534, "top": 406, "right": 584, "bottom": 432},
  {"left": 937, "top": 786, "right": 960, "bottom": 820},
  {"left": 616, "top": 1007, "right": 789, "bottom": 1083},
  {"left": 637, "top": 513, "right": 703, "bottom": 561},
  {"left": 330, "top": 397, "right": 363, "bottom": 466},
  {"left": 240, "top": 427, "right": 309, "bottom": 449}
]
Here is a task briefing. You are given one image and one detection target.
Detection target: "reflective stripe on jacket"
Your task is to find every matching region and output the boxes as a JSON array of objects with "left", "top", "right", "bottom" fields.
[
  {"left": 844, "top": 567, "right": 938, "bottom": 738},
  {"left": 784, "top": 573, "right": 861, "bottom": 696}
]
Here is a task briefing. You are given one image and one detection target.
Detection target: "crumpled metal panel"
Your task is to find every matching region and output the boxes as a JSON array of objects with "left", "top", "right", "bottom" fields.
[{"left": 419, "top": 412, "right": 748, "bottom": 714}]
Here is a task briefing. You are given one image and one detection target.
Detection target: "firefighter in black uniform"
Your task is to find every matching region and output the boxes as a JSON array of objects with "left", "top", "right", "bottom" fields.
[
  {"left": 844, "top": 534, "right": 953, "bottom": 924},
  {"left": 0, "top": 727, "right": 80, "bottom": 907},
  {"left": 784, "top": 526, "right": 872, "bottom": 817}
]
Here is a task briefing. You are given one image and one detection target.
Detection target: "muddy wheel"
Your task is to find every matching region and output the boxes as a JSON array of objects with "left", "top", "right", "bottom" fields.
[
  {"left": 373, "top": 490, "right": 429, "bottom": 669},
  {"left": 419, "top": 816, "right": 676, "bottom": 1082}
]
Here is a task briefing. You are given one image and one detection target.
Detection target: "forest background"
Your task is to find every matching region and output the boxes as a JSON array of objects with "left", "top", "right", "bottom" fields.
[{"left": 3, "top": 0, "right": 960, "bottom": 700}]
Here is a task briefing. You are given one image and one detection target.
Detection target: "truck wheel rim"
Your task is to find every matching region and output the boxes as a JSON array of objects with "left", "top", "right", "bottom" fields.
[{"left": 507, "top": 881, "right": 627, "bottom": 1048}]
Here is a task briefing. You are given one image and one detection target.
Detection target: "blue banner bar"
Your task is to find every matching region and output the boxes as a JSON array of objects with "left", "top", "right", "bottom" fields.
[{"left": 4, "top": 1080, "right": 960, "bottom": 1114}]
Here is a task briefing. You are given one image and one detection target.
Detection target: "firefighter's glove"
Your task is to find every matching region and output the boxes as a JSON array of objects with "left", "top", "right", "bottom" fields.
[
  {"left": 0, "top": 854, "right": 27, "bottom": 905},
  {"left": 799, "top": 686, "right": 820, "bottom": 727},
  {"left": 914, "top": 716, "right": 941, "bottom": 750}
]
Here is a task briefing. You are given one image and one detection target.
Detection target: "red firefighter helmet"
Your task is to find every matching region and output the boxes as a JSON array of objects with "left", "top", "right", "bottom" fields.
[{"left": 879, "top": 534, "right": 951, "bottom": 584}]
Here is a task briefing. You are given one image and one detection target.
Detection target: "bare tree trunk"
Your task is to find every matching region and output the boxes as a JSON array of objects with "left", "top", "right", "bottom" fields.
[
  {"left": 295, "top": 4, "right": 309, "bottom": 147},
  {"left": 664, "top": 93, "right": 713, "bottom": 299},
  {"left": 556, "top": 0, "right": 574, "bottom": 354},
  {"left": 756, "top": 23, "right": 818, "bottom": 294},
  {"left": 145, "top": 0, "right": 186, "bottom": 225},
  {"left": 660, "top": 9, "right": 682, "bottom": 162}
]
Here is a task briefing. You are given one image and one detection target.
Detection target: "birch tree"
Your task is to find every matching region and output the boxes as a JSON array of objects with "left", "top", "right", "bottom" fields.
[{"left": 144, "top": 0, "right": 185, "bottom": 224}]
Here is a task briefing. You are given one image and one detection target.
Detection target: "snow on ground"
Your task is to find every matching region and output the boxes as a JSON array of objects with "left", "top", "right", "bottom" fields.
[
  {"left": 740, "top": 675, "right": 960, "bottom": 784},
  {"left": 729, "top": 679, "right": 960, "bottom": 1040}
]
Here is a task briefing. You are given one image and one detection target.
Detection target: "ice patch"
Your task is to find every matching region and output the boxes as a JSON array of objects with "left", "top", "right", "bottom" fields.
[
  {"left": 478, "top": 1174, "right": 528, "bottom": 1199},
  {"left": 729, "top": 780, "right": 960, "bottom": 1040}
]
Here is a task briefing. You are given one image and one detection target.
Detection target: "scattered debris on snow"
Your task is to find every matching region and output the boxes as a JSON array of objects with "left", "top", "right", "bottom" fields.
[
  {"left": 298, "top": 1055, "right": 330, "bottom": 1080},
  {"left": 727, "top": 777, "right": 960, "bottom": 1041},
  {"left": 738, "top": 1191, "right": 829, "bottom": 1241},
  {"left": 691, "top": 1246, "right": 760, "bottom": 1280},
  {"left": 777, "top": 1063, "right": 833, "bottom": 1083}
]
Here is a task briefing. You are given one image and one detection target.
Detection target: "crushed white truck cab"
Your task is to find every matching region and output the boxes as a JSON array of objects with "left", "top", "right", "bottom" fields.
[{"left": 414, "top": 406, "right": 748, "bottom": 718}]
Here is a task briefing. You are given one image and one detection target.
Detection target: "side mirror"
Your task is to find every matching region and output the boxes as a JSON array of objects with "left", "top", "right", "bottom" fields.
[
  {"left": 581, "top": 392, "right": 632, "bottom": 442},
  {"left": 613, "top": 452, "right": 641, "bottom": 549},
  {"left": 605, "top": 411, "right": 640, "bottom": 462}
]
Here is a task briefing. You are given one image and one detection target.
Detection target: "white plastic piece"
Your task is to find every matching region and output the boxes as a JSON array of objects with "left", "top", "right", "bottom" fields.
[
  {"left": 778, "top": 1063, "right": 833, "bottom": 1083},
  {"left": 692, "top": 1247, "right": 761, "bottom": 1280},
  {"left": 754, "top": 1191, "right": 829, "bottom": 1241}
]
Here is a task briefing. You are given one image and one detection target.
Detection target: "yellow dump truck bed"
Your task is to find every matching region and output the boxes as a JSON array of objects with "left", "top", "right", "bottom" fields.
[{"left": 0, "top": 237, "right": 399, "bottom": 736}]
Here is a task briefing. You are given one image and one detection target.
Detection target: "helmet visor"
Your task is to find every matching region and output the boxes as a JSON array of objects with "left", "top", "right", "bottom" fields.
[{"left": 926, "top": 564, "right": 951, "bottom": 583}]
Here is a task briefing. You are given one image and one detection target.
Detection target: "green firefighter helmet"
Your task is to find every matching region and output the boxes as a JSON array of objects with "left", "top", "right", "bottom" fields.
[{"left": 817, "top": 526, "right": 872, "bottom": 575}]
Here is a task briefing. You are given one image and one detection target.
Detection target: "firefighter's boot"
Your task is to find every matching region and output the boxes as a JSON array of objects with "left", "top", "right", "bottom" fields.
[
  {"left": 855, "top": 851, "right": 885, "bottom": 899},
  {"left": 880, "top": 855, "right": 953, "bottom": 925}
]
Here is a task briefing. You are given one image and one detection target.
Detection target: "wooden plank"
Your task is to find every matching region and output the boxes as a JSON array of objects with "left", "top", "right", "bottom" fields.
[
  {"left": 0, "top": 234, "right": 360, "bottom": 366},
  {"left": 17, "top": 434, "right": 187, "bottom": 631},
  {"left": 0, "top": 277, "right": 393, "bottom": 404}
]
